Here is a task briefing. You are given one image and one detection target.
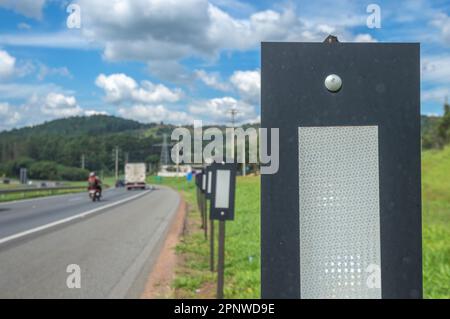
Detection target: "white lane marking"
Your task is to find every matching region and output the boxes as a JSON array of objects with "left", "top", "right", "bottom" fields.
[{"left": 0, "top": 190, "right": 152, "bottom": 246}]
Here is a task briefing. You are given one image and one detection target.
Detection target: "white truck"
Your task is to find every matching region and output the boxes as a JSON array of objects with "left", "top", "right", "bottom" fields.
[{"left": 125, "top": 163, "right": 146, "bottom": 190}]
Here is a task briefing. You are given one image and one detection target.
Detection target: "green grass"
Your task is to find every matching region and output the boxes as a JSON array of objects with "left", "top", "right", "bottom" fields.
[
  {"left": 0, "top": 182, "right": 21, "bottom": 189},
  {"left": 0, "top": 188, "right": 85, "bottom": 202},
  {"left": 0, "top": 176, "right": 117, "bottom": 203},
  {"left": 422, "top": 147, "right": 450, "bottom": 298},
  {"left": 152, "top": 146, "right": 450, "bottom": 299},
  {"left": 149, "top": 175, "right": 260, "bottom": 298}
]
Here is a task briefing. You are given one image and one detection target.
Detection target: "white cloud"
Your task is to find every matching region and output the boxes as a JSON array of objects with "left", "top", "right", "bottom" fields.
[
  {"left": 0, "top": 0, "right": 46, "bottom": 20},
  {"left": 0, "top": 93, "right": 112, "bottom": 131},
  {"left": 17, "top": 22, "right": 31, "bottom": 30},
  {"left": 76, "top": 0, "right": 351, "bottom": 66},
  {"left": 0, "top": 50, "right": 16, "bottom": 80},
  {"left": 353, "top": 33, "right": 377, "bottom": 43},
  {"left": 37, "top": 64, "right": 72, "bottom": 81},
  {"left": 0, "top": 82, "right": 69, "bottom": 100},
  {"left": 0, "top": 1, "right": 369, "bottom": 72},
  {"left": 78, "top": 0, "right": 212, "bottom": 61},
  {"left": 118, "top": 104, "right": 193, "bottom": 124},
  {"left": 421, "top": 55, "right": 450, "bottom": 109},
  {"left": 0, "top": 102, "right": 21, "bottom": 127},
  {"left": 189, "top": 96, "right": 256, "bottom": 123},
  {"left": 195, "top": 69, "right": 230, "bottom": 91},
  {"left": 0, "top": 50, "right": 71, "bottom": 82},
  {"left": 230, "top": 70, "right": 260, "bottom": 104},
  {"left": 431, "top": 12, "right": 450, "bottom": 44},
  {"left": 248, "top": 115, "right": 260, "bottom": 124},
  {"left": 422, "top": 87, "right": 450, "bottom": 103},
  {"left": 95, "top": 73, "right": 136, "bottom": 103},
  {"left": 148, "top": 60, "right": 194, "bottom": 84},
  {"left": 195, "top": 68, "right": 261, "bottom": 104},
  {"left": 41, "top": 93, "right": 83, "bottom": 117},
  {"left": 95, "top": 73, "right": 183, "bottom": 104},
  {"left": 210, "top": 0, "right": 255, "bottom": 16},
  {"left": 0, "top": 102, "right": 7, "bottom": 113},
  {"left": 0, "top": 31, "right": 93, "bottom": 49},
  {"left": 84, "top": 110, "right": 109, "bottom": 116}
]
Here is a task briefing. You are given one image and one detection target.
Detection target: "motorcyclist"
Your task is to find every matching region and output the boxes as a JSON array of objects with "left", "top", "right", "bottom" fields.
[{"left": 88, "top": 172, "right": 102, "bottom": 196}]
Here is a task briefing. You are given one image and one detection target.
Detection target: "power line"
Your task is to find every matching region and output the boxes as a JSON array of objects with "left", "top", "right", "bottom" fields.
[
  {"left": 115, "top": 146, "right": 119, "bottom": 181},
  {"left": 227, "top": 107, "right": 240, "bottom": 161},
  {"left": 160, "top": 134, "right": 170, "bottom": 166},
  {"left": 227, "top": 107, "right": 238, "bottom": 128}
]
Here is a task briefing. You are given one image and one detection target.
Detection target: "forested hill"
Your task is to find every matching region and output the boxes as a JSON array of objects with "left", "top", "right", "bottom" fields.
[
  {"left": 0, "top": 115, "right": 176, "bottom": 179},
  {"left": 0, "top": 115, "right": 154, "bottom": 137}
]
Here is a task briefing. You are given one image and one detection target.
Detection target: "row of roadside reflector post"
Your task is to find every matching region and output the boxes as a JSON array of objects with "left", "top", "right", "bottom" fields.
[{"left": 195, "top": 161, "right": 237, "bottom": 299}]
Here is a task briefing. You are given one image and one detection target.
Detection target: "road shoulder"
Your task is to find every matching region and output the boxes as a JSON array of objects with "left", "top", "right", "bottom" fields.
[{"left": 140, "top": 194, "right": 187, "bottom": 298}]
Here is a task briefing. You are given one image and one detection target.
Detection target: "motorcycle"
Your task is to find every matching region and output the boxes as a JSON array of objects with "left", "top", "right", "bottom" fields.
[{"left": 88, "top": 186, "right": 101, "bottom": 202}]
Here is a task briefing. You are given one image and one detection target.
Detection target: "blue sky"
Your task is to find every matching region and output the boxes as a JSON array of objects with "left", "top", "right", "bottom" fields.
[{"left": 0, "top": 0, "right": 449, "bottom": 131}]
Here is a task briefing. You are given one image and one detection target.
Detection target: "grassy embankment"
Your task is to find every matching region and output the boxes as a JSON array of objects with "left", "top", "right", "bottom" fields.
[
  {"left": 0, "top": 177, "right": 117, "bottom": 203},
  {"left": 149, "top": 175, "right": 260, "bottom": 298},
  {"left": 152, "top": 146, "right": 450, "bottom": 299},
  {"left": 421, "top": 147, "right": 450, "bottom": 298}
]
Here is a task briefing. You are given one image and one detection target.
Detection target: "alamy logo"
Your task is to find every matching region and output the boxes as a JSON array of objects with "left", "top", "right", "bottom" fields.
[
  {"left": 170, "top": 121, "right": 279, "bottom": 174},
  {"left": 67, "top": 4, "right": 81, "bottom": 29},
  {"left": 66, "top": 264, "right": 81, "bottom": 289},
  {"left": 366, "top": 4, "right": 381, "bottom": 29}
]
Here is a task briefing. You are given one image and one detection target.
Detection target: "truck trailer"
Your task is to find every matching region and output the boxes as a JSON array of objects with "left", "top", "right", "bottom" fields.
[{"left": 125, "top": 163, "right": 146, "bottom": 190}]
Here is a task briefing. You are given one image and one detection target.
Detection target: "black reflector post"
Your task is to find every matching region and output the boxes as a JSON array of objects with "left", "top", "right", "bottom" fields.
[
  {"left": 261, "top": 40, "right": 422, "bottom": 299},
  {"left": 205, "top": 165, "right": 215, "bottom": 271},
  {"left": 196, "top": 171, "right": 205, "bottom": 230},
  {"left": 201, "top": 169, "right": 207, "bottom": 239},
  {"left": 195, "top": 171, "right": 203, "bottom": 217},
  {"left": 209, "top": 161, "right": 237, "bottom": 299},
  {"left": 210, "top": 162, "right": 237, "bottom": 221}
]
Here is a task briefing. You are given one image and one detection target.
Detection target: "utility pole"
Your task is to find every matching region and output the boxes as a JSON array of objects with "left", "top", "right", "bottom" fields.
[
  {"left": 115, "top": 146, "right": 119, "bottom": 181},
  {"left": 125, "top": 152, "right": 129, "bottom": 165},
  {"left": 227, "top": 107, "right": 238, "bottom": 161},
  {"left": 81, "top": 154, "right": 85, "bottom": 170},
  {"left": 176, "top": 142, "right": 180, "bottom": 177},
  {"left": 242, "top": 141, "right": 246, "bottom": 176},
  {"left": 228, "top": 107, "right": 238, "bottom": 128},
  {"left": 175, "top": 126, "right": 180, "bottom": 177}
]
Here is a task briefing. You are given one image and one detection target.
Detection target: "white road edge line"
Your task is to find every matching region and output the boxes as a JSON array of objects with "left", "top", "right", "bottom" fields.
[{"left": 0, "top": 190, "right": 152, "bottom": 246}]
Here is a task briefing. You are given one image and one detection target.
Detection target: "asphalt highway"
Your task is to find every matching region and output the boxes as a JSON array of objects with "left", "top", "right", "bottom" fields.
[{"left": 0, "top": 186, "right": 180, "bottom": 298}]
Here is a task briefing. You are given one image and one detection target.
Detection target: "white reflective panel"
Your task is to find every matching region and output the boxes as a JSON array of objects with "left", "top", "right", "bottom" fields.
[
  {"left": 207, "top": 171, "right": 212, "bottom": 194},
  {"left": 298, "top": 126, "right": 381, "bottom": 299},
  {"left": 202, "top": 174, "right": 206, "bottom": 191},
  {"left": 215, "top": 170, "right": 230, "bottom": 209}
]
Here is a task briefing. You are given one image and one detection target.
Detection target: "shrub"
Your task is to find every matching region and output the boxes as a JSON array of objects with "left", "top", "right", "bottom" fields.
[
  {"left": 58, "top": 165, "right": 89, "bottom": 181},
  {"left": 29, "top": 161, "right": 59, "bottom": 180}
]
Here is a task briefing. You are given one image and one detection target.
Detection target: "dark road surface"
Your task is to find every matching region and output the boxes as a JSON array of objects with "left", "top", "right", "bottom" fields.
[{"left": 0, "top": 186, "right": 180, "bottom": 298}]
